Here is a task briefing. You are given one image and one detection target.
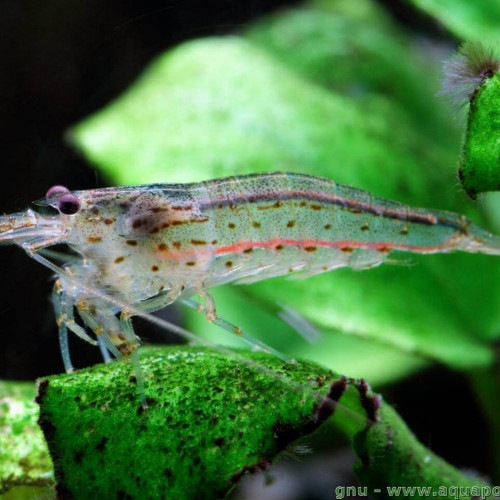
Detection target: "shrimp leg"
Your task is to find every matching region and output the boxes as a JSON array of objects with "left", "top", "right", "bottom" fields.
[
  {"left": 52, "top": 279, "right": 99, "bottom": 372},
  {"left": 97, "top": 337, "right": 112, "bottom": 363},
  {"left": 52, "top": 280, "right": 74, "bottom": 373},
  {"left": 75, "top": 304, "right": 124, "bottom": 359},
  {"left": 179, "top": 297, "right": 295, "bottom": 363},
  {"left": 116, "top": 284, "right": 295, "bottom": 363},
  {"left": 77, "top": 303, "right": 150, "bottom": 409}
]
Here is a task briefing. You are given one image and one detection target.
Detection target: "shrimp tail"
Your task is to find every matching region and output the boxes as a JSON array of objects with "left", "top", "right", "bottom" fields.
[{"left": 458, "top": 220, "right": 500, "bottom": 255}]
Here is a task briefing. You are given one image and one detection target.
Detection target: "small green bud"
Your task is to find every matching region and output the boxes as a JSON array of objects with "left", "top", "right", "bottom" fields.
[{"left": 441, "top": 42, "right": 500, "bottom": 199}]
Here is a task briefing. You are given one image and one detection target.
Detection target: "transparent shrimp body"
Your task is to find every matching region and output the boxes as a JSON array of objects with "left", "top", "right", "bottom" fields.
[{"left": 2, "top": 172, "right": 500, "bottom": 393}]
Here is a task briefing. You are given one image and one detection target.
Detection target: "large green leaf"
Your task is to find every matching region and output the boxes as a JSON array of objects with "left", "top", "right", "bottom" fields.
[
  {"left": 247, "top": 2, "right": 459, "bottom": 150},
  {"left": 69, "top": 6, "right": 500, "bottom": 378}
]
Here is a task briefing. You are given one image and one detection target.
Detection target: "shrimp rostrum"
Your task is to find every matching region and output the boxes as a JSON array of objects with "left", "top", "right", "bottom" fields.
[{"left": 2, "top": 172, "right": 500, "bottom": 385}]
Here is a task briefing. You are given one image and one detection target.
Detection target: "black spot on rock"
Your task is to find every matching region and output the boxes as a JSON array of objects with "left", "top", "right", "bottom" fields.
[
  {"left": 214, "top": 437, "right": 226, "bottom": 447},
  {"left": 96, "top": 437, "right": 109, "bottom": 452}
]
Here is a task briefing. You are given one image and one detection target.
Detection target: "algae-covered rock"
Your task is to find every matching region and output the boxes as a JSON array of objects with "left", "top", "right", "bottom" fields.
[
  {"left": 0, "top": 381, "right": 53, "bottom": 494},
  {"left": 36, "top": 347, "right": 357, "bottom": 499},
  {"left": 34, "top": 346, "right": 494, "bottom": 499}
]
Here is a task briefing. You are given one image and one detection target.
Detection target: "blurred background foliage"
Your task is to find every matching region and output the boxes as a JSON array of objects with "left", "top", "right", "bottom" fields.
[{"left": 1, "top": 0, "right": 500, "bottom": 496}]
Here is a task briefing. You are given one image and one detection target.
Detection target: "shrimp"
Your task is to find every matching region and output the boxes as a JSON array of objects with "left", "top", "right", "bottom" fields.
[{"left": 1, "top": 171, "right": 500, "bottom": 405}]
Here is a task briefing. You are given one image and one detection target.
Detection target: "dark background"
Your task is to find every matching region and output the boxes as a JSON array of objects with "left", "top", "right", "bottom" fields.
[{"left": 0, "top": 0, "right": 491, "bottom": 487}]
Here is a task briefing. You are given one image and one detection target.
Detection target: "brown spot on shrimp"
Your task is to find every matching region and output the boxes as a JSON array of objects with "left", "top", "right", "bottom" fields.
[
  {"left": 361, "top": 222, "right": 370, "bottom": 231},
  {"left": 228, "top": 222, "right": 236, "bottom": 229},
  {"left": 225, "top": 261, "right": 233, "bottom": 268},
  {"left": 88, "top": 236, "right": 102, "bottom": 244},
  {"left": 158, "top": 243, "right": 168, "bottom": 251},
  {"left": 400, "top": 226, "right": 409, "bottom": 235},
  {"left": 310, "top": 204, "right": 322, "bottom": 210},
  {"left": 257, "top": 200, "right": 282, "bottom": 210},
  {"left": 126, "top": 240, "right": 138, "bottom": 246},
  {"left": 252, "top": 221, "right": 261, "bottom": 229},
  {"left": 287, "top": 220, "right": 296, "bottom": 228},
  {"left": 191, "top": 239, "right": 207, "bottom": 246},
  {"left": 104, "top": 218, "right": 115, "bottom": 225},
  {"left": 340, "top": 246, "right": 354, "bottom": 253},
  {"left": 114, "top": 256, "right": 125, "bottom": 264},
  {"left": 304, "top": 246, "right": 317, "bottom": 252},
  {"left": 324, "top": 224, "right": 332, "bottom": 230},
  {"left": 185, "top": 261, "right": 196, "bottom": 267},
  {"left": 151, "top": 265, "right": 159, "bottom": 272}
]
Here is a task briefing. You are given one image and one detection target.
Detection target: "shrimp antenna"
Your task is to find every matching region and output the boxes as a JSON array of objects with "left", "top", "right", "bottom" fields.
[{"left": 25, "top": 246, "right": 372, "bottom": 426}]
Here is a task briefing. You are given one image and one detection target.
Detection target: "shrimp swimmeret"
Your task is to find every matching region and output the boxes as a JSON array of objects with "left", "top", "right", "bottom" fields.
[{"left": 2, "top": 171, "right": 500, "bottom": 400}]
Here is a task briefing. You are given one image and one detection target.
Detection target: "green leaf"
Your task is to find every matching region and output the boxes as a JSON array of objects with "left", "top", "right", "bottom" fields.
[
  {"left": 247, "top": 3, "right": 459, "bottom": 150},
  {"left": 404, "top": 0, "right": 500, "bottom": 44},
  {"left": 69, "top": 7, "right": 500, "bottom": 377},
  {"left": 34, "top": 347, "right": 492, "bottom": 499},
  {"left": 0, "top": 381, "right": 53, "bottom": 494}
]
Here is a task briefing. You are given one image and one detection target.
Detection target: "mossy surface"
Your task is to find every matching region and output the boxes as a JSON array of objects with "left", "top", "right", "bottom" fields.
[
  {"left": 353, "top": 404, "right": 492, "bottom": 499},
  {"left": 36, "top": 346, "right": 358, "bottom": 499},
  {"left": 0, "top": 381, "right": 53, "bottom": 493},
  {"left": 34, "top": 346, "right": 493, "bottom": 499}
]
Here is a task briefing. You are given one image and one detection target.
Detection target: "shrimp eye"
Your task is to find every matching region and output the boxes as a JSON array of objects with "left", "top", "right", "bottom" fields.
[
  {"left": 57, "top": 194, "right": 81, "bottom": 215},
  {"left": 46, "top": 185, "right": 70, "bottom": 199}
]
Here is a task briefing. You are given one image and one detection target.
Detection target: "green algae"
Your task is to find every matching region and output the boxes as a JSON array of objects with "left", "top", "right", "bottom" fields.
[
  {"left": 0, "top": 381, "right": 53, "bottom": 494},
  {"left": 32, "top": 346, "right": 493, "bottom": 499},
  {"left": 354, "top": 403, "right": 494, "bottom": 499},
  {"left": 36, "top": 346, "right": 354, "bottom": 499}
]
